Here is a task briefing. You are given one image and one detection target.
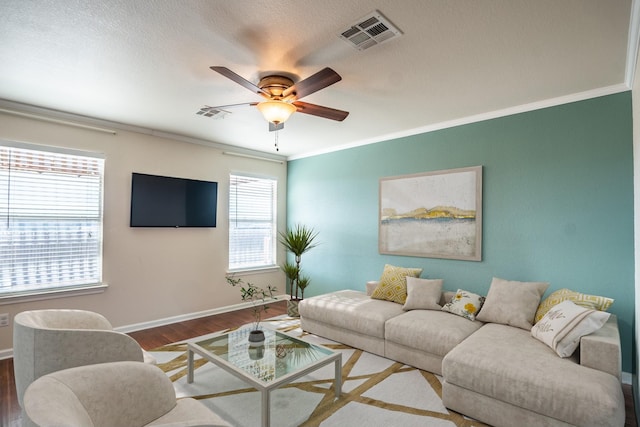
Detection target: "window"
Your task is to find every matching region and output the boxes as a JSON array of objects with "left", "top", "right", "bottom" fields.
[
  {"left": 0, "top": 142, "right": 104, "bottom": 298},
  {"left": 228, "top": 174, "right": 277, "bottom": 271}
]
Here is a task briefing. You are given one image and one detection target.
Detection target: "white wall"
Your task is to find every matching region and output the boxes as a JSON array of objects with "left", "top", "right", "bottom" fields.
[{"left": 0, "top": 111, "right": 287, "bottom": 351}]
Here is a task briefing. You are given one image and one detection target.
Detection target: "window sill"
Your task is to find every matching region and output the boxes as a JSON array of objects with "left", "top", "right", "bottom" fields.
[
  {"left": 226, "top": 266, "right": 281, "bottom": 276},
  {"left": 0, "top": 283, "right": 109, "bottom": 305}
]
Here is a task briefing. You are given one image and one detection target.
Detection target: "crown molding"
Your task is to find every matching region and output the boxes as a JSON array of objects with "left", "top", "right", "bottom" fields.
[{"left": 0, "top": 99, "right": 287, "bottom": 163}]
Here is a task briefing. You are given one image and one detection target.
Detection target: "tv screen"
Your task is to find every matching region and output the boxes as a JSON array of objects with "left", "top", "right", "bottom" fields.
[{"left": 130, "top": 173, "right": 218, "bottom": 227}]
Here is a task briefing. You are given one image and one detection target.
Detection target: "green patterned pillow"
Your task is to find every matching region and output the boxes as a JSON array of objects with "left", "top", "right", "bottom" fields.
[
  {"left": 441, "top": 289, "right": 485, "bottom": 321},
  {"left": 371, "top": 264, "right": 423, "bottom": 304},
  {"left": 534, "top": 288, "right": 614, "bottom": 324}
]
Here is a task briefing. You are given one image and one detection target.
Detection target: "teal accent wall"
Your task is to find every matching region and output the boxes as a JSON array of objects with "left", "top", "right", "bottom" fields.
[{"left": 287, "top": 92, "right": 635, "bottom": 372}]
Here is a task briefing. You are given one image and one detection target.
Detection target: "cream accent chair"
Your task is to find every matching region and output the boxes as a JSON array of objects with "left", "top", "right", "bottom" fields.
[
  {"left": 22, "top": 361, "right": 230, "bottom": 427},
  {"left": 13, "top": 309, "right": 157, "bottom": 407}
]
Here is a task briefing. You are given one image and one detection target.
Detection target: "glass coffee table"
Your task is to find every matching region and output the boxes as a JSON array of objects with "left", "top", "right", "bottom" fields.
[{"left": 187, "top": 326, "right": 342, "bottom": 427}]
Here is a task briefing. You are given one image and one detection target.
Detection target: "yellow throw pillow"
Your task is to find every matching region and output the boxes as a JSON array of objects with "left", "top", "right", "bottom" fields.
[
  {"left": 371, "top": 264, "right": 423, "bottom": 304},
  {"left": 534, "top": 288, "right": 614, "bottom": 324}
]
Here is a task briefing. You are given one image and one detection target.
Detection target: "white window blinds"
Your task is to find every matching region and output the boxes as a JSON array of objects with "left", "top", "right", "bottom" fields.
[
  {"left": 229, "top": 174, "right": 277, "bottom": 270},
  {"left": 0, "top": 143, "right": 104, "bottom": 295}
]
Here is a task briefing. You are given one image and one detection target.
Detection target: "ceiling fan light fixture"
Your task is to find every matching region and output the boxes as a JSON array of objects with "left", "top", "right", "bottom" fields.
[{"left": 257, "top": 100, "right": 296, "bottom": 125}]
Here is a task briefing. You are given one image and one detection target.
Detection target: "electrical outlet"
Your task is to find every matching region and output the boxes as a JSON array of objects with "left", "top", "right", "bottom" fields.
[{"left": 0, "top": 313, "right": 9, "bottom": 327}]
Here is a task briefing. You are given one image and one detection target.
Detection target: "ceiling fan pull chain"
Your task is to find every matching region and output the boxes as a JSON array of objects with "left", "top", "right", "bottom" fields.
[{"left": 274, "top": 130, "right": 279, "bottom": 151}]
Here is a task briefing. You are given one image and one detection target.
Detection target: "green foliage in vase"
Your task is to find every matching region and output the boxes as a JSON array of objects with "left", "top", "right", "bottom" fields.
[
  {"left": 279, "top": 224, "right": 319, "bottom": 301},
  {"left": 297, "top": 275, "right": 311, "bottom": 299},
  {"left": 226, "top": 275, "right": 277, "bottom": 330}
]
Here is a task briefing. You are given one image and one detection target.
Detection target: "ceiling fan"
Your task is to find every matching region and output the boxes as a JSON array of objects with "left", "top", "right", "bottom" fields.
[{"left": 200, "top": 66, "right": 349, "bottom": 132}]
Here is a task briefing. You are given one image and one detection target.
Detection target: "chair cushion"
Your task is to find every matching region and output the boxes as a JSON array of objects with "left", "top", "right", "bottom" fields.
[{"left": 147, "top": 397, "right": 230, "bottom": 426}]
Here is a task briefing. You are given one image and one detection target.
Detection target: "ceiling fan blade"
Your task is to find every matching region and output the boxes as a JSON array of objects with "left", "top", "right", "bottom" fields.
[
  {"left": 210, "top": 66, "right": 271, "bottom": 98},
  {"left": 269, "top": 122, "right": 284, "bottom": 132},
  {"left": 283, "top": 67, "right": 342, "bottom": 100},
  {"left": 293, "top": 101, "right": 349, "bottom": 121},
  {"left": 199, "top": 102, "right": 258, "bottom": 111}
]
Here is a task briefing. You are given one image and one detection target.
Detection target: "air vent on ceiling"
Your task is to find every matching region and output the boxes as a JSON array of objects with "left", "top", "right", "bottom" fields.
[
  {"left": 196, "top": 106, "right": 230, "bottom": 119},
  {"left": 339, "top": 10, "right": 402, "bottom": 51}
]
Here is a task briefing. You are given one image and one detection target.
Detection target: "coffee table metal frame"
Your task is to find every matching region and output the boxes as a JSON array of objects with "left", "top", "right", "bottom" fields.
[{"left": 186, "top": 328, "right": 342, "bottom": 427}]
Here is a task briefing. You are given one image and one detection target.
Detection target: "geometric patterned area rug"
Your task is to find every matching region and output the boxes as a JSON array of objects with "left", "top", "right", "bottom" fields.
[{"left": 150, "top": 316, "right": 489, "bottom": 427}]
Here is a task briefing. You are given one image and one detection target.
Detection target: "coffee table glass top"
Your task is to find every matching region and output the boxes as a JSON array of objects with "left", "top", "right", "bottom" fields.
[{"left": 192, "top": 327, "right": 334, "bottom": 383}]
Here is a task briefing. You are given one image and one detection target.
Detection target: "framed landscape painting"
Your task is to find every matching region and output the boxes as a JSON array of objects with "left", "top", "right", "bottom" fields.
[{"left": 379, "top": 166, "right": 482, "bottom": 261}]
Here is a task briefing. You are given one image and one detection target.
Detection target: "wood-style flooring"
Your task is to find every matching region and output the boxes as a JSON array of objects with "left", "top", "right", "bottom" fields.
[{"left": 1, "top": 300, "right": 637, "bottom": 427}]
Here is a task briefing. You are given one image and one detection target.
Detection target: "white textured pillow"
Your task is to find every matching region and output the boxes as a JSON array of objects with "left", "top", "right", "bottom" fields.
[
  {"left": 402, "top": 277, "right": 443, "bottom": 311},
  {"left": 531, "top": 300, "right": 611, "bottom": 357},
  {"left": 475, "top": 277, "right": 549, "bottom": 330}
]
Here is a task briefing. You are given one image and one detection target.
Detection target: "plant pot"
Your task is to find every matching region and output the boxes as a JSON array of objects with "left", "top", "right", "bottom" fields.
[
  {"left": 287, "top": 299, "right": 300, "bottom": 317},
  {"left": 248, "top": 344, "right": 265, "bottom": 360},
  {"left": 248, "top": 329, "right": 265, "bottom": 344}
]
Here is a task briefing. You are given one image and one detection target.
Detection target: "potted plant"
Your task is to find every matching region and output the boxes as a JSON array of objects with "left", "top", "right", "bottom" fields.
[
  {"left": 279, "top": 224, "right": 319, "bottom": 317},
  {"left": 226, "top": 275, "right": 277, "bottom": 343}
]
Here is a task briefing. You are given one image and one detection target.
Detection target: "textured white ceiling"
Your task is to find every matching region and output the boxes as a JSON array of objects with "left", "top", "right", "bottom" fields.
[{"left": 0, "top": 0, "right": 633, "bottom": 158}]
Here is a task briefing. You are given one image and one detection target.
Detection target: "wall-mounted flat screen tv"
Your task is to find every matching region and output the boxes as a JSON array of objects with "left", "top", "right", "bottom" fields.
[{"left": 130, "top": 173, "right": 218, "bottom": 227}]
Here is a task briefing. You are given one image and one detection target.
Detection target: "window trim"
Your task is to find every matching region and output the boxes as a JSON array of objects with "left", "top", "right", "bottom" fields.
[{"left": 0, "top": 283, "right": 108, "bottom": 305}]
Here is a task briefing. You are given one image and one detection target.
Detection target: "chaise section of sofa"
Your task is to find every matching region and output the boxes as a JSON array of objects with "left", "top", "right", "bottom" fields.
[{"left": 441, "top": 317, "right": 625, "bottom": 427}]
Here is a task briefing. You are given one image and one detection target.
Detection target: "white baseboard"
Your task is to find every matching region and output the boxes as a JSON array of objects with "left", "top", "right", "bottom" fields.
[{"left": 114, "top": 293, "right": 291, "bottom": 334}]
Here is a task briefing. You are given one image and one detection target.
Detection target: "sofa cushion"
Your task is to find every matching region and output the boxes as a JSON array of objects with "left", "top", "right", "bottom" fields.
[
  {"left": 402, "top": 277, "right": 443, "bottom": 311},
  {"left": 385, "top": 310, "right": 484, "bottom": 357},
  {"left": 531, "top": 300, "right": 611, "bottom": 357},
  {"left": 443, "top": 323, "right": 624, "bottom": 427},
  {"left": 371, "top": 264, "right": 423, "bottom": 304},
  {"left": 298, "top": 290, "right": 405, "bottom": 338},
  {"left": 441, "top": 289, "right": 485, "bottom": 321},
  {"left": 534, "top": 288, "right": 614, "bottom": 323},
  {"left": 475, "top": 277, "right": 549, "bottom": 330}
]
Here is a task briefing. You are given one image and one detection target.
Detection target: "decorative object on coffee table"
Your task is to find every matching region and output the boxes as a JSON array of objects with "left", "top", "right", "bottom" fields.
[
  {"left": 227, "top": 275, "right": 277, "bottom": 342},
  {"left": 279, "top": 224, "right": 319, "bottom": 317}
]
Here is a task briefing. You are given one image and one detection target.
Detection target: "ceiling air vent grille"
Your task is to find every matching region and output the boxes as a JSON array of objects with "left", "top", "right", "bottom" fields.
[
  {"left": 339, "top": 10, "right": 402, "bottom": 51},
  {"left": 196, "top": 106, "right": 230, "bottom": 119}
]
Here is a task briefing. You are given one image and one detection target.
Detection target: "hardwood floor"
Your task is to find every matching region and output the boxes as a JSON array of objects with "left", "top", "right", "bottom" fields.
[{"left": 1, "top": 300, "right": 637, "bottom": 427}]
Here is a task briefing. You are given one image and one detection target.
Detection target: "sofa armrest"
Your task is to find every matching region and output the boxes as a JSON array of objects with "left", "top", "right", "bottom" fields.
[
  {"left": 366, "top": 281, "right": 379, "bottom": 296},
  {"left": 580, "top": 314, "right": 621, "bottom": 381}
]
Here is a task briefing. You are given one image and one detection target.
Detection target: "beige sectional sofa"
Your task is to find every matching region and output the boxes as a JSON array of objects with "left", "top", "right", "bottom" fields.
[{"left": 299, "top": 281, "right": 624, "bottom": 427}]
